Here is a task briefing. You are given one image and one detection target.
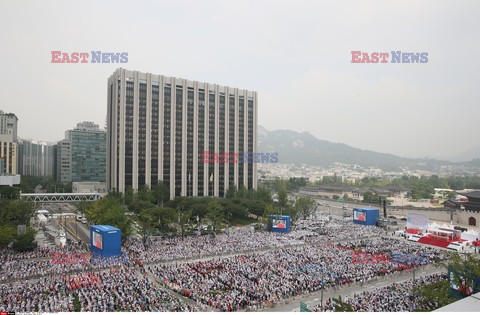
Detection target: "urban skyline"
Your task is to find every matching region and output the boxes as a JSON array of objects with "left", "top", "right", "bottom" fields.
[{"left": 1, "top": 0, "right": 479, "bottom": 160}]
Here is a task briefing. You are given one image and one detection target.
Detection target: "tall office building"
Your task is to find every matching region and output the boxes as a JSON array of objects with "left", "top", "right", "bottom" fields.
[
  {"left": 55, "top": 122, "right": 106, "bottom": 183},
  {"left": 0, "top": 110, "right": 18, "bottom": 142},
  {"left": 0, "top": 110, "right": 18, "bottom": 175},
  {"left": 18, "top": 139, "right": 55, "bottom": 177},
  {"left": 0, "top": 134, "right": 17, "bottom": 175},
  {"left": 54, "top": 139, "right": 71, "bottom": 183},
  {"left": 107, "top": 68, "right": 258, "bottom": 199}
]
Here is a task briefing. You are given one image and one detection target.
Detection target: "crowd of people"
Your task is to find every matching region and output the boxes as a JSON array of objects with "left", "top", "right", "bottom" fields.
[
  {"left": 0, "top": 218, "right": 450, "bottom": 312},
  {"left": 148, "top": 237, "right": 445, "bottom": 311},
  {"left": 311, "top": 273, "right": 448, "bottom": 312},
  {"left": 0, "top": 243, "right": 132, "bottom": 282},
  {"left": 124, "top": 221, "right": 385, "bottom": 264},
  {"left": 0, "top": 266, "right": 193, "bottom": 312}
]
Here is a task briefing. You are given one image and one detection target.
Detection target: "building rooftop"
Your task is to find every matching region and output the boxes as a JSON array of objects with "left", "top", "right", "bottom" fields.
[
  {"left": 433, "top": 292, "right": 480, "bottom": 312},
  {"left": 457, "top": 190, "right": 480, "bottom": 199}
]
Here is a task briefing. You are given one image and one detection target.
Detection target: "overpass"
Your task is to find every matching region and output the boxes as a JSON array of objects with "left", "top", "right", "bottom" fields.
[{"left": 20, "top": 192, "right": 106, "bottom": 203}]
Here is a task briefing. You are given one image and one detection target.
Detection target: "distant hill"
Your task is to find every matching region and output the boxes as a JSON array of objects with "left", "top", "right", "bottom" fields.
[
  {"left": 258, "top": 126, "right": 454, "bottom": 171},
  {"left": 444, "top": 146, "right": 480, "bottom": 162}
]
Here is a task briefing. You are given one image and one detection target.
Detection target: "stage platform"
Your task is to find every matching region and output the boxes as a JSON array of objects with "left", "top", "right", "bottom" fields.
[{"left": 418, "top": 235, "right": 465, "bottom": 248}]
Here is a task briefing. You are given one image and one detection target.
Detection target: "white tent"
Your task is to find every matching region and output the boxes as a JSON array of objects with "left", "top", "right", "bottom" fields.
[{"left": 37, "top": 214, "right": 47, "bottom": 223}]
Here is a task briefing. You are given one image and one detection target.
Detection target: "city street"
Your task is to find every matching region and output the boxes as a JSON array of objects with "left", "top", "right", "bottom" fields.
[{"left": 41, "top": 203, "right": 90, "bottom": 244}]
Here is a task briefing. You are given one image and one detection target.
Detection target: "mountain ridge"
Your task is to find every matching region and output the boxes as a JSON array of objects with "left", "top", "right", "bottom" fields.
[{"left": 257, "top": 126, "right": 478, "bottom": 171}]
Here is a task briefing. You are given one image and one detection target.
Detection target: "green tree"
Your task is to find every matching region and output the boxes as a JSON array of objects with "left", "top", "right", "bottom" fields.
[
  {"left": 255, "top": 186, "right": 273, "bottom": 204},
  {"left": 444, "top": 252, "right": 480, "bottom": 298},
  {"left": 205, "top": 199, "right": 225, "bottom": 235},
  {"left": 137, "top": 207, "right": 157, "bottom": 245},
  {"left": 332, "top": 296, "right": 354, "bottom": 312},
  {"left": 76, "top": 200, "right": 89, "bottom": 215},
  {"left": 362, "top": 191, "right": 380, "bottom": 204},
  {"left": 226, "top": 185, "right": 238, "bottom": 199},
  {"left": 0, "top": 225, "right": 16, "bottom": 248},
  {"left": 124, "top": 187, "right": 135, "bottom": 207},
  {"left": 72, "top": 295, "right": 81, "bottom": 312},
  {"left": 85, "top": 196, "right": 132, "bottom": 239},
  {"left": 157, "top": 206, "right": 177, "bottom": 235},
  {"left": 295, "top": 197, "right": 316, "bottom": 220},
  {"left": 176, "top": 208, "right": 193, "bottom": 239},
  {"left": 277, "top": 187, "right": 289, "bottom": 213},
  {"left": 151, "top": 181, "right": 169, "bottom": 206},
  {"left": 262, "top": 203, "right": 279, "bottom": 228},
  {"left": 0, "top": 186, "right": 21, "bottom": 199},
  {"left": 0, "top": 199, "right": 35, "bottom": 226},
  {"left": 413, "top": 280, "right": 457, "bottom": 311},
  {"left": 12, "top": 227, "right": 36, "bottom": 252},
  {"left": 237, "top": 185, "right": 247, "bottom": 199}
]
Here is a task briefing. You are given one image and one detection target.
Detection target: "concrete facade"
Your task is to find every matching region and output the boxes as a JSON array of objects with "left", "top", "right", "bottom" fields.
[
  {"left": 55, "top": 122, "right": 107, "bottom": 184},
  {"left": 54, "top": 139, "right": 72, "bottom": 183},
  {"left": 107, "top": 68, "right": 258, "bottom": 199},
  {"left": 0, "top": 110, "right": 18, "bottom": 142},
  {"left": 0, "top": 134, "right": 17, "bottom": 175},
  {"left": 18, "top": 139, "right": 55, "bottom": 177}
]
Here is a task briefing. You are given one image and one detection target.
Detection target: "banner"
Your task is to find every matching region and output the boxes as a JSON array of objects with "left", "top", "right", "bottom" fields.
[{"left": 406, "top": 213, "right": 429, "bottom": 230}]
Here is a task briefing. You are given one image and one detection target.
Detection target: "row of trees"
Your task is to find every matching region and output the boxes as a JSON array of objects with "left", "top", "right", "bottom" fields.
[
  {"left": 16, "top": 175, "right": 72, "bottom": 193},
  {"left": 81, "top": 181, "right": 318, "bottom": 242},
  {"left": 0, "top": 199, "right": 36, "bottom": 251},
  {"left": 262, "top": 177, "right": 308, "bottom": 193}
]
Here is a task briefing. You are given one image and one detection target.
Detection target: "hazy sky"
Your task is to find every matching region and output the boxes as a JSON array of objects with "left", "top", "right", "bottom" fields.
[{"left": 0, "top": 0, "right": 479, "bottom": 160}]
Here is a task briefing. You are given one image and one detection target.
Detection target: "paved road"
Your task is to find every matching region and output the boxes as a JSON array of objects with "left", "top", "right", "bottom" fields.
[{"left": 41, "top": 203, "right": 90, "bottom": 243}]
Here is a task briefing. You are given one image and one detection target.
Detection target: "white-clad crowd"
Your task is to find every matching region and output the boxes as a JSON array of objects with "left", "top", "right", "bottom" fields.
[
  {"left": 148, "top": 237, "right": 445, "bottom": 311},
  {"left": 0, "top": 266, "right": 193, "bottom": 312},
  {"left": 0, "top": 221, "right": 447, "bottom": 312},
  {"left": 124, "top": 221, "right": 385, "bottom": 264},
  {"left": 312, "top": 273, "right": 447, "bottom": 312}
]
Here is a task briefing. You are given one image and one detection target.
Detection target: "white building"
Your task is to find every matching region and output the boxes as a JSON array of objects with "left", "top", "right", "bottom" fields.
[
  {"left": 107, "top": 68, "right": 258, "bottom": 199},
  {"left": 18, "top": 139, "right": 55, "bottom": 177}
]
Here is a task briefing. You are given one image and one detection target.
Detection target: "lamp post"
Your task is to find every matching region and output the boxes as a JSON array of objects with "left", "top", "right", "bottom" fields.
[{"left": 320, "top": 272, "right": 324, "bottom": 311}]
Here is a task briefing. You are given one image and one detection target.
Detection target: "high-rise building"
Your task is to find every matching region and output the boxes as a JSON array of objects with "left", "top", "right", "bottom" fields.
[
  {"left": 107, "top": 68, "right": 258, "bottom": 199},
  {"left": 0, "top": 134, "right": 17, "bottom": 175},
  {"left": 0, "top": 110, "right": 18, "bottom": 142},
  {"left": 55, "top": 122, "right": 106, "bottom": 183},
  {"left": 54, "top": 139, "right": 71, "bottom": 183},
  {"left": 18, "top": 139, "right": 55, "bottom": 177},
  {"left": 0, "top": 110, "right": 18, "bottom": 175}
]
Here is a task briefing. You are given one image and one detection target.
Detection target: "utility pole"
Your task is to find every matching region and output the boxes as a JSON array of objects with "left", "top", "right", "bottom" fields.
[
  {"left": 320, "top": 261, "right": 325, "bottom": 311},
  {"left": 320, "top": 273, "right": 324, "bottom": 311}
]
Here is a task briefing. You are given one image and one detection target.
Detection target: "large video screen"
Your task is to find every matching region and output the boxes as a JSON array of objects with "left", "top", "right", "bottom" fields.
[
  {"left": 353, "top": 210, "right": 366, "bottom": 222},
  {"left": 93, "top": 231, "right": 103, "bottom": 249},
  {"left": 272, "top": 219, "right": 286, "bottom": 229}
]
